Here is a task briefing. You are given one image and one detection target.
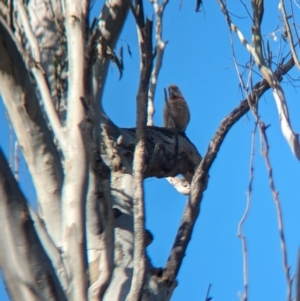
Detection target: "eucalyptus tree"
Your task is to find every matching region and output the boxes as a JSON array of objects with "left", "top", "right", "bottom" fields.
[{"left": 0, "top": 1, "right": 299, "bottom": 301}]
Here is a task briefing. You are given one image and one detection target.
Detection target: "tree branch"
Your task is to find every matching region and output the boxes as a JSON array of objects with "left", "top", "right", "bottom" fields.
[
  {"left": 0, "top": 149, "right": 67, "bottom": 301},
  {"left": 217, "top": 0, "right": 300, "bottom": 159},
  {"left": 279, "top": 0, "right": 300, "bottom": 69},
  {"left": 258, "top": 120, "right": 292, "bottom": 300},
  {"left": 101, "top": 126, "right": 201, "bottom": 181},
  {"left": 147, "top": 0, "right": 169, "bottom": 126},
  {"left": 162, "top": 57, "right": 295, "bottom": 281},
  {"left": 237, "top": 123, "right": 257, "bottom": 301},
  {"left": 61, "top": 2, "right": 89, "bottom": 300},
  {"left": 126, "top": 17, "right": 153, "bottom": 301},
  {"left": 79, "top": 101, "right": 115, "bottom": 300},
  {"left": 0, "top": 15, "right": 64, "bottom": 247}
]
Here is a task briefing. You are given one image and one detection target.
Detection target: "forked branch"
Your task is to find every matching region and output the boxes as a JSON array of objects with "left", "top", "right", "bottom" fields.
[
  {"left": 217, "top": 0, "right": 300, "bottom": 160},
  {"left": 162, "top": 57, "right": 295, "bottom": 281}
]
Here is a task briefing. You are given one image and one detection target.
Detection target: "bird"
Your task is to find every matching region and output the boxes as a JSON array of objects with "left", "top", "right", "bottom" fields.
[{"left": 163, "top": 85, "right": 190, "bottom": 132}]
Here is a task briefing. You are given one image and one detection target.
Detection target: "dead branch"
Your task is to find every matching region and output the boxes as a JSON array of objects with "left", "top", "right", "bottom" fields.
[{"left": 162, "top": 57, "right": 295, "bottom": 282}]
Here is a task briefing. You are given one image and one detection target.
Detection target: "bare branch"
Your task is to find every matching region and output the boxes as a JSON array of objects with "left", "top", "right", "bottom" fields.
[
  {"left": 217, "top": 0, "right": 273, "bottom": 85},
  {"left": 230, "top": 27, "right": 293, "bottom": 299},
  {"left": 204, "top": 284, "right": 212, "bottom": 301},
  {"left": 126, "top": 15, "right": 153, "bottom": 301},
  {"left": 0, "top": 16, "right": 63, "bottom": 247},
  {"left": 237, "top": 124, "right": 256, "bottom": 301},
  {"left": 279, "top": 0, "right": 300, "bottom": 69},
  {"left": 147, "top": 0, "right": 169, "bottom": 126},
  {"left": 251, "top": 0, "right": 264, "bottom": 29},
  {"left": 217, "top": 0, "right": 300, "bottom": 159},
  {"left": 229, "top": 32, "right": 254, "bottom": 301},
  {"left": 162, "top": 57, "right": 295, "bottom": 282},
  {"left": 80, "top": 102, "right": 115, "bottom": 300},
  {"left": 259, "top": 121, "right": 292, "bottom": 301},
  {"left": 87, "top": 162, "right": 114, "bottom": 300},
  {"left": 0, "top": 149, "right": 67, "bottom": 301}
]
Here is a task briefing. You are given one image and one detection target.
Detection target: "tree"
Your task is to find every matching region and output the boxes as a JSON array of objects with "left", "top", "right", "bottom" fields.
[{"left": 0, "top": 0, "right": 299, "bottom": 300}]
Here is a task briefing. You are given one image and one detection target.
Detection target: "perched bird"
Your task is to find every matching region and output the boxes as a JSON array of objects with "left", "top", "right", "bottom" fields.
[{"left": 163, "top": 85, "right": 190, "bottom": 132}]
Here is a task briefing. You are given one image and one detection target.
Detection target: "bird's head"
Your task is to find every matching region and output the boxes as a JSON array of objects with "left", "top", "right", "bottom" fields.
[{"left": 168, "top": 85, "right": 184, "bottom": 100}]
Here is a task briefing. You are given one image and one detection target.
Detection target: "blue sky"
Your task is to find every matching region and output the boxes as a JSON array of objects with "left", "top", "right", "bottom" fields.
[{"left": 1, "top": 0, "right": 300, "bottom": 300}]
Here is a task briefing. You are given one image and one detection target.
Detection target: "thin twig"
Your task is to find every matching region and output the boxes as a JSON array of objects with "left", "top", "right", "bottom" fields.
[
  {"left": 217, "top": 0, "right": 275, "bottom": 87},
  {"left": 258, "top": 122, "right": 292, "bottom": 301},
  {"left": 229, "top": 21, "right": 292, "bottom": 300},
  {"left": 293, "top": 0, "right": 300, "bottom": 9},
  {"left": 237, "top": 123, "right": 256, "bottom": 301},
  {"left": 229, "top": 30, "right": 255, "bottom": 301},
  {"left": 204, "top": 284, "right": 212, "bottom": 301}
]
